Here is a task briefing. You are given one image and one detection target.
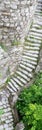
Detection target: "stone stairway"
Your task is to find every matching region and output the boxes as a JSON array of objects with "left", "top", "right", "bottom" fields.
[
  {"left": 0, "top": 0, "right": 42, "bottom": 130},
  {"left": 0, "top": 90, "right": 14, "bottom": 130},
  {"left": 6, "top": 0, "right": 42, "bottom": 96}
]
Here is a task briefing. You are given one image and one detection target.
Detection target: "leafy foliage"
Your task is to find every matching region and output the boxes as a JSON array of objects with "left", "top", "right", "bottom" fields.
[
  {"left": 16, "top": 72, "right": 42, "bottom": 130},
  {"left": 0, "top": 44, "right": 7, "bottom": 51},
  {"left": 0, "top": 109, "right": 4, "bottom": 116}
]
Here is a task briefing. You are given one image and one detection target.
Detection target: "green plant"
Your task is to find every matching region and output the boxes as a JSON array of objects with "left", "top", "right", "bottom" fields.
[
  {"left": 23, "top": 103, "right": 42, "bottom": 130},
  {"left": 0, "top": 43, "right": 7, "bottom": 51},
  {"left": 6, "top": 77, "right": 10, "bottom": 84},
  {"left": 34, "top": 72, "right": 42, "bottom": 87},
  {"left": 16, "top": 72, "right": 42, "bottom": 130},
  {"left": 0, "top": 109, "right": 4, "bottom": 116},
  {"left": 11, "top": 40, "right": 20, "bottom": 46}
]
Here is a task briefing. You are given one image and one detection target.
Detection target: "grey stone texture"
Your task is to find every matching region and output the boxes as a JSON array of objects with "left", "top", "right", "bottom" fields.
[
  {"left": 15, "top": 122, "right": 24, "bottom": 130},
  {"left": 0, "top": 46, "right": 23, "bottom": 86},
  {"left": 0, "top": 0, "right": 37, "bottom": 87},
  {"left": 0, "top": 0, "right": 37, "bottom": 46},
  {"left": 35, "top": 49, "right": 42, "bottom": 73}
]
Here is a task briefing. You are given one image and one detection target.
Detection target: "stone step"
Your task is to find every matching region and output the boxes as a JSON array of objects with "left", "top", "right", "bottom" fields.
[
  {"left": 23, "top": 51, "right": 38, "bottom": 58},
  {"left": 36, "top": 11, "right": 42, "bottom": 15},
  {"left": 25, "top": 42, "right": 40, "bottom": 47},
  {"left": 30, "top": 31, "right": 42, "bottom": 37},
  {"left": 13, "top": 77, "right": 27, "bottom": 85},
  {"left": 7, "top": 85, "right": 16, "bottom": 94},
  {"left": 17, "top": 76, "right": 30, "bottom": 84},
  {"left": 22, "top": 55, "right": 37, "bottom": 61},
  {"left": 29, "top": 35, "right": 41, "bottom": 40},
  {"left": 10, "top": 78, "right": 20, "bottom": 90},
  {"left": 38, "top": 0, "right": 42, "bottom": 2},
  {"left": 20, "top": 63, "right": 32, "bottom": 72},
  {"left": 12, "top": 77, "right": 24, "bottom": 87},
  {"left": 36, "top": 9, "right": 42, "bottom": 14},
  {"left": 32, "top": 23, "right": 41, "bottom": 28},
  {"left": 30, "top": 28, "right": 42, "bottom": 34},
  {"left": 27, "top": 37, "right": 41, "bottom": 44},
  {"left": 21, "top": 61, "right": 35, "bottom": 69},
  {"left": 36, "top": 8, "right": 42, "bottom": 11},
  {"left": 0, "top": 0, "right": 42, "bottom": 129},
  {"left": 35, "top": 11, "right": 42, "bottom": 16},
  {"left": 24, "top": 49, "right": 39, "bottom": 54},
  {"left": 37, "top": 6, "right": 42, "bottom": 9},
  {"left": 37, "top": 2, "right": 42, "bottom": 4},
  {"left": 36, "top": 5, "right": 42, "bottom": 8},
  {"left": 16, "top": 70, "right": 30, "bottom": 81},
  {"left": 8, "top": 82, "right": 17, "bottom": 92},
  {"left": 17, "top": 67, "right": 32, "bottom": 78},
  {"left": 24, "top": 48, "right": 39, "bottom": 55},
  {"left": 35, "top": 10, "right": 42, "bottom": 14},
  {"left": 22, "top": 58, "right": 37, "bottom": 66},
  {"left": 24, "top": 46, "right": 40, "bottom": 51},
  {"left": 36, "top": 9, "right": 42, "bottom": 13},
  {"left": 36, "top": 15, "right": 42, "bottom": 21},
  {"left": 34, "top": 20, "right": 42, "bottom": 26},
  {"left": 16, "top": 75, "right": 30, "bottom": 84}
]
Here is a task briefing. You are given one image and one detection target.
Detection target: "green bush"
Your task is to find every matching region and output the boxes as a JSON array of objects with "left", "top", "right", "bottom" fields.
[{"left": 16, "top": 72, "right": 42, "bottom": 130}]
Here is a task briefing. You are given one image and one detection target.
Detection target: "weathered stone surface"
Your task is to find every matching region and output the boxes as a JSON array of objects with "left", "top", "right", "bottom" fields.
[
  {"left": 0, "top": 46, "right": 23, "bottom": 86},
  {"left": 15, "top": 122, "right": 24, "bottom": 130},
  {"left": 0, "top": 0, "right": 37, "bottom": 46},
  {"left": 35, "top": 49, "right": 42, "bottom": 73},
  {"left": 0, "top": 0, "right": 37, "bottom": 87}
]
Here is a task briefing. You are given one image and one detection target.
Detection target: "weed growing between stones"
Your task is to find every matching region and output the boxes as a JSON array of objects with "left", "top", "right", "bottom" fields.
[
  {"left": 11, "top": 40, "right": 21, "bottom": 46},
  {"left": 0, "top": 43, "right": 7, "bottom": 51},
  {"left": 0, "top": 108, "right": 4, "bottom": 116}
]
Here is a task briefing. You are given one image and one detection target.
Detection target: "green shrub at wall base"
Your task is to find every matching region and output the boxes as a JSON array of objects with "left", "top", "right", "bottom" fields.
[{"left": 16, "top": 72, "right": 42, "bottom": 130}]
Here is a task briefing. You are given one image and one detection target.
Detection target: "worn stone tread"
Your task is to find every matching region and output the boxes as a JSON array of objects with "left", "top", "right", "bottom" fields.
[
  {"left": 22, "top": 52, "right": 38, "bottom": 59},
  {"left": 8, "top": 82, "right": 17, "bottom": 92},
  {"left": 10, "top": 78, "right": 20, "bottom": 90}
]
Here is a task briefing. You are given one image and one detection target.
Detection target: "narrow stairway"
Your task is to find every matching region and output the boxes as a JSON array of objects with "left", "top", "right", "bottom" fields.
[
  {"left": 0, "top": 0, "right": 42, "bottom": 130},
  {"left": 7, "top": 0, "right": 42, "bottom": 96}
]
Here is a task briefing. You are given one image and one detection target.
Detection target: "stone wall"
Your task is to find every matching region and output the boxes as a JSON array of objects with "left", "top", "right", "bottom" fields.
[
  {"left": 0, "top": 0, "right": 37, "bottom": 46},
  {"left": 0, "top": 46, "right": 23, "bottom": 86},
  {"left": 0, "top": 0, "right": 37, "bottom": 86}
]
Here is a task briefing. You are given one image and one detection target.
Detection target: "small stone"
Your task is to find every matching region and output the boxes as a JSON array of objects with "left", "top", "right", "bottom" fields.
[
  {"left": 15, "top": 122, "right": 24, "bottom": 130},
  {"left": 35, "top": 65, "right": 40, "bottom": 73},
  {"left": 10, "top": 3, "right": 17, "bottom": 9}
]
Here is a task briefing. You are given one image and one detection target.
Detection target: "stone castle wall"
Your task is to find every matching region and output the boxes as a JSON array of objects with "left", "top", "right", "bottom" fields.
[
  {"left": 0, "top": 0, "right": 37, "bottom": 46},
  {"left": 0, "top": 0, "right": 37, "bottom": 86}
]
